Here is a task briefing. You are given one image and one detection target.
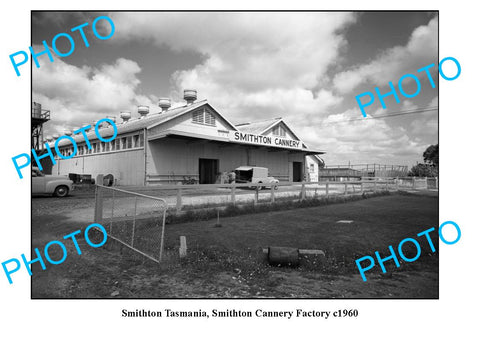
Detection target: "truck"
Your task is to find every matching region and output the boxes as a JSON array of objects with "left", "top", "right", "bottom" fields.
[
  {"left": 234, "top": 166, "right": 279, "bottom": 189},
  {"left": 32, "top": 167, "right": 73, "bottom": 197}
]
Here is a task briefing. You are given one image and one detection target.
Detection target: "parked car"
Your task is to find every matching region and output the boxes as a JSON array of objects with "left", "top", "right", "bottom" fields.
[
  {"left": 234, "top": 166, "right": 279, "bottom": 189},
  {"left": 32, "top": 167, "right": 73, "bottom": 197}
]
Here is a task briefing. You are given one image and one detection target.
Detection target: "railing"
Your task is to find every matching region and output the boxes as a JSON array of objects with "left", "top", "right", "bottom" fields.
[
  {"left": 146, "top": 173, "right": 289, "bottom": 184},
  {"left": 133, "top": 177, "right": 438, "bottom": 213},
  {"left": 323, "top": 163, "right": 408, "bottom": 171},
  {"left": 31, "top": 108, "right": 50, "bottom": 120},
  {"left": 93, "top": 185, "right": 168, "bottom": 263},
  {"left": 320, "top": 164, "right": 409, "bottom": 179}
]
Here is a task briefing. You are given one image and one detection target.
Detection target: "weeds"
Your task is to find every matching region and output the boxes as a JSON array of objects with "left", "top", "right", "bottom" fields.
[{"left": 166, "top": 190, "right": 391, "bottom": 225}]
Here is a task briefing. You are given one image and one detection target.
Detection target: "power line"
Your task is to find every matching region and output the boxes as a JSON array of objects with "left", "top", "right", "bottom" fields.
[{"left": 322, "top": 107, "right": 438, "bottom": 126}]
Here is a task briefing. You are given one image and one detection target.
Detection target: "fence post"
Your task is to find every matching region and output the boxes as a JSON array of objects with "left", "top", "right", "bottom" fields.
[
  {"left": 231, "top": 184, "right": 236, "bottom": 206},
  {"left": 270, "top": 185, "right": 275, "bottom": 203},
  {"left": 110, "top": 189, "right": 115, "bottom": 233},
  {"left": 385, "top": 180, "right": 388, "bottom": 191},
  {"left": 344, "top": 183, "right": 348, "bottom": 195},
  {"left": 131, "top": 196, "right": 137, "bottom": 247},
  {"left": 159, "top": 206, "right": 166, "bottom": 262},
  {"left": 326, "top": 182, "right": 329, "bottom": 197},
  {"left": 176, "top": 183, "right": 182, "bottom": 213},
  {"left": 360, "top": 181, "right": 364, "bottom": 193},
  {"left": 179, "top": 236, "right": 187, "bottom": 259},
  {"left": 413, "top": 177, "right": 416, "bottom": 189},
  {"left": 254, "top": 186, "right": 259, "bottom": 205},
  {"left": 94, "top": 185, "right": 103, "bottom": 223},
  {"left": 301, "top": 182, "right": 306, "bottom": 201},
  {"left": 396, "top": 177, "right": 399, "bottom": 191},
  {"left": 374, "top": 178, "right": 377, "bottom": 192},
  {"left": 435, "top": 176, "right": 438, "bottom": 189}
]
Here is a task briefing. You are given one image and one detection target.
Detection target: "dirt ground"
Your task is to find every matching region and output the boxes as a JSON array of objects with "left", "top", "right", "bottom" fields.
[{"left": 31, "top": 191, "right": 439, "bottom": 298}]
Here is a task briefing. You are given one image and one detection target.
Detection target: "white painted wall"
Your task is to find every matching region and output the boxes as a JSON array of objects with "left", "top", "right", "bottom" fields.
[
  {"left": 52, "top": 148, "right": 145, "bottom": 186},
  {"left": 146, "top": 138, "right": 304, "bottom": 183},
  {"left": 306, "top": 155, "right": 320, "bottom": 182}
]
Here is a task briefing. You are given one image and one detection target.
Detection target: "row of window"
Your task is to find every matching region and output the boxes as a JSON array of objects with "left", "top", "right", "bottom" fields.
[{"left": 58, "top": 133, "right": 144, "bottom": 157}]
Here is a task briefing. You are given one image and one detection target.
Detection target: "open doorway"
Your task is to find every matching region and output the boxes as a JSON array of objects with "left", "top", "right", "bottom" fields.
[
  {"left": 199, "top": 158, "right": 219, "bottom": 184},
  {"left": 292, "top": 161, "right": 303, "bottom": 182}
]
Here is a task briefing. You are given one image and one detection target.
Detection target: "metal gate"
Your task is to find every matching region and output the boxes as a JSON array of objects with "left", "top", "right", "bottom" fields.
[{"left": 93, "top": 185, "right": 168, "bottom": 263}]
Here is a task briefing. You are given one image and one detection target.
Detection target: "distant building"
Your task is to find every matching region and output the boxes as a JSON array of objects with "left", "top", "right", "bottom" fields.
[
  {"left": 306, "top": 154, "right": 325, "bottom": 182},
  {"left": 52, "top": 90, "right": 325, "bottom": 186}
]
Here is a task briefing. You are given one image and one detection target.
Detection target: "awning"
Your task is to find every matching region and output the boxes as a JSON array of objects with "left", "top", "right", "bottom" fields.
[{"left": 148, "top": 129, "right": 325, "bottom": 155}]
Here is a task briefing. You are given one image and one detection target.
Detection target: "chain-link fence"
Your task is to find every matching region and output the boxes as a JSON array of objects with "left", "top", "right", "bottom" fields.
[{"left": 94, "top": 185, "right": 168, "bottom": 263}]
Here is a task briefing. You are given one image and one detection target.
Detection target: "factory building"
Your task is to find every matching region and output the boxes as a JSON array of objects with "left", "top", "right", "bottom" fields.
[{"left": 51, "top": 90, "right": 325, "bottom": 186}]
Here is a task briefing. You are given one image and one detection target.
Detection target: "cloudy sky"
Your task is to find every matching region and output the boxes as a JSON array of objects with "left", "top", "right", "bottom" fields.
[{"left": 32, "top": 11, "right": 438, "bottom": 166}]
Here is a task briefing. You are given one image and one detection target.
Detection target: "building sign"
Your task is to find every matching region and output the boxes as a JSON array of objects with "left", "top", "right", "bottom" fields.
[{"left": 229, "top": 131, "right": 302, "bottom": 149}]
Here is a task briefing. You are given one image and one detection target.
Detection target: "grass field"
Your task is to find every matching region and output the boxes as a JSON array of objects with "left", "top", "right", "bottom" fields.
[{"left": 31, "top": 191, "right": 438, "bottom": 298}]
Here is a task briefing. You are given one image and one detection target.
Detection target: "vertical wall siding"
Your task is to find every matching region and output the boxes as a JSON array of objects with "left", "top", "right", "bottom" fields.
[
  {"left": 52, "top": 149, "right": 145, "bottom": 186},
  {"left": 147, "top": 138, "right": 304, "bottom": 182},
  {"left": 52, "top": 139, "right": 307, "bottom": 186}
]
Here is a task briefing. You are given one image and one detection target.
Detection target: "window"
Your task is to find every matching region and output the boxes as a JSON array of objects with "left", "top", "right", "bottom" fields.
[
  {"left": 192, "top": 108, "right": 216, "bottom": 126},
  {"left": 139, "top": 133, "right": 144, "bottom": 147},
  {"left": 115, "top": 139, "right": 121, "bottom": 150},
  {"left": 32, "top": 169, "right": 43, "bottom": 177},
  {"left": 105, "top": 142, "right": 110, "bottom": 152},
  {"left": 127, "top": 136, "right": 132, "bottom": 148},
  {"left": 310, "top": 164, "right": 315, "bottom": 172},
  {"left": 204, "top": 111, "right": 215, "bottom": 126},
  {"left": 273, "top": 125, "right": 286, "bottom": 137},
  {"left": 121, "top": 137, "right": 127, "bottom": 149},
  {"left": 192, "top": 110, "right": 203, "bottom": 124}
]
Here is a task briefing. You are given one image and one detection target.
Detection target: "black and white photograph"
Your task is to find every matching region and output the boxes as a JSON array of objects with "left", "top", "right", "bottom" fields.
[
  {"left": 32, "top": 11, "right": 439, "bottom": 299},
  {"left": 3, "top": 1, "right": 479, "bottom": 338},
  {"left": 29, "top": 11, "right": 440, "bottom": 299}
]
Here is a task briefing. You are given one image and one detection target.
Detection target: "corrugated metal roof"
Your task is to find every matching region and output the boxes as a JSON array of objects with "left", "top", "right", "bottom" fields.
[
  {"left": 55, "top": 100, "right": 208, "bottom": 147},
  {"left": 53, "top": 102, "right": 326, "bottom": 155},
  {"left": 235, "top": 118, "right": 282, "bottom": 135}
]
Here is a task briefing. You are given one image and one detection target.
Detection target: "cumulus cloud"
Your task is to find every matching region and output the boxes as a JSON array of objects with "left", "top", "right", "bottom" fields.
[
  {"left": 409, "top": 96, "right": 438, "bottom": 137},
  {"left": 34, "top": 12, "right": 438, "bottom": 166},
  {"left": 107, "top": 12, "right": 356, "bottom": 121},
  {"left": 296, "top": 106, "right": 427, "bottom": 164},
  {"left": 32, "top": 52, "right": 157, "bottom": 135},
  {"left": 333, "top": 16, "right": 438, "bottom": 94}
]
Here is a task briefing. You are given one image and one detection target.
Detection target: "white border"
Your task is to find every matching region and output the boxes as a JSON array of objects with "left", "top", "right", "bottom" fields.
[{"left": 1, "top": 1, "right": 477, "bottom": 339}]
